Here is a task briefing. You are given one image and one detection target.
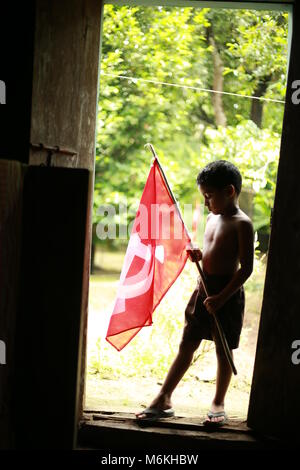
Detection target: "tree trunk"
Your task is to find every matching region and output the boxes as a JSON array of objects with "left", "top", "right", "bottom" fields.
[
  {"left": 250, "top": 79, "right": 270, "bottom": 128},
  {"left": 208, "top": 31, "right": 227, "bottom": 127}
]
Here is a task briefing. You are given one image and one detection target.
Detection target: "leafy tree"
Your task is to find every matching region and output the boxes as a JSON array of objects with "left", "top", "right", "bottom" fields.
[
  {"left": 92, "top": 5, "right": 289, "bottom": 265},
  {"left": 225, "top": 10, "right": 288, "bottom": 130}
]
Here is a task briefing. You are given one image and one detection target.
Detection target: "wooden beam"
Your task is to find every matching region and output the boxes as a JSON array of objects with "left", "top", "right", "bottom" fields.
[
  {"left": 78, "top": 412, "right": 292, "bottom": 450},
  {"left": 247, "top": 1, "right": 300, "bottom": 440}
]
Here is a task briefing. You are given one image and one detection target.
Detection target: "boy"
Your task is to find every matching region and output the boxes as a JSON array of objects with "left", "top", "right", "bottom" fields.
[{"left": 136, "top": 160, "right": 254, "bottom": 426}]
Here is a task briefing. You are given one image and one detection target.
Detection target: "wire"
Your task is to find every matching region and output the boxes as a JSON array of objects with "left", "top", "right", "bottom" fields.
[{"left": 101, "top": 72, "right": 286, "bottom": 104}]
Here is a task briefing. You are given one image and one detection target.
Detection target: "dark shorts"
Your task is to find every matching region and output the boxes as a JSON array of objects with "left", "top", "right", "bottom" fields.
[{"left": 181, "top": 273, "right": 245, "bottom": 350}]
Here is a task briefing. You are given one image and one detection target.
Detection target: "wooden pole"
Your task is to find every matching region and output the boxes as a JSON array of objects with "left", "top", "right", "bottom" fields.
[{"left": 145, "top": 143, "right": 237, "bottom": 375}]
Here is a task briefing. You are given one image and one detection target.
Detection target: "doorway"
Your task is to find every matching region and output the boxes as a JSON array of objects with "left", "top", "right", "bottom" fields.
[{"left": 84, "top": 0, "right": 291, "bottom": 423}]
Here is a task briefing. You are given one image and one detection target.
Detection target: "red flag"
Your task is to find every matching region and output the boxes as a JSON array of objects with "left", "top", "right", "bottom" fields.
[{"left": 105, "top": 159, "right": 191, "bottom": 351}]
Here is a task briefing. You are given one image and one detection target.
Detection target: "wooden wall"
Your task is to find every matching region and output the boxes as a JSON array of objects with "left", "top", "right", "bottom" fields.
[
  {"left": 29, "top": 0, "right": 102, "bottom": 170},
  {"left": 13, "top": 167, "right": 90, "bottom": 449},
  {"left": 0, "top": 161, "right": 25, "bottom": 448},
  {"left": 0, "top": 3, "right": 35, "bottom": 162},
  {"left": 0, "top": 0, "right": 102, "bottom": 449},
  {"left": 0, "top": 2, "right": 35, "bottom": 449},
  {"left": 28, "top": 2, "right": 102, "bottom": 442},
  {"left": 247, "top": 3, "right": 300, "bottom": 441},
  {"left": 16, "top": 0, "right": 101, "bottom": 449}
]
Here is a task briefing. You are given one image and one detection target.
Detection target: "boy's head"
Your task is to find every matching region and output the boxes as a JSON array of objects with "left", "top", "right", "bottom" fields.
[{"left": 196, "top": 160, "right": 242, "bottom": 215}]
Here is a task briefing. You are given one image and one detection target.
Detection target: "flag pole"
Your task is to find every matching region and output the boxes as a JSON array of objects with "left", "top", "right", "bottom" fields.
[{"left": 145, "top": 143, "right": 237, "bottom": 375}]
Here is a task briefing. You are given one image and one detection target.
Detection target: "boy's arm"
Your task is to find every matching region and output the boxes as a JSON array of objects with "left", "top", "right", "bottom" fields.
[{"left": 204, "top": 219, "right": 254, "bottom": 313}]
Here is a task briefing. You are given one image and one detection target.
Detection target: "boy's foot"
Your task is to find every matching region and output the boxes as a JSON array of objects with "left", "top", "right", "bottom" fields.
[
  {"left": 203, "top": 402, "right": 227, "bottom": 426},
  {"left": 135, "top": 396, "right": 173, "bottom": 420},
  {"left": 135, "top": 406, "right": 175, "bottom": 422},
  {"left": 203, "top": 410, "right": 227, "bottom": 427}
]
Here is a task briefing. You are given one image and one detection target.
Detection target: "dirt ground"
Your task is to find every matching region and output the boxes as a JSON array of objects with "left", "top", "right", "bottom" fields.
[{"left": 84, "top": 251, "right": 262, "bottom": 421}]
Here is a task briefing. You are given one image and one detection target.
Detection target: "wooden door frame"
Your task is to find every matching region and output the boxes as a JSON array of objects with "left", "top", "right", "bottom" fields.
[{"left": 79, "top": 0, "right": 295, "bottom": 443}]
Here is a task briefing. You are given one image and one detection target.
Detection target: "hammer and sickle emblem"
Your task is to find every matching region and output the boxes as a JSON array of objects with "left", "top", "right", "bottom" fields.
[{"left": 114, "top": 233, "right": 164, "bottom": 314}]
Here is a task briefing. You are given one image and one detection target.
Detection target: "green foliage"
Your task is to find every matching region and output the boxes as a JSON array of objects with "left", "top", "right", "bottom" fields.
[
  {"left": 225, "top": 11, "right": 288, "bottom": 96},
  {"left": 198, "top": 121, "right": 281, "bottom": 231},
  {"left": 225, "top": 10, "right": 288, "bottom": 131},
  {"left": 93, "top": 5, "right": 289, "bottom": 247}
]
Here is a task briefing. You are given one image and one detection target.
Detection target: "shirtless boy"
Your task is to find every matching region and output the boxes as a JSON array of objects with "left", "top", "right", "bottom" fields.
[{"left": 136, "top": 160, "right": 254, "bottom": 426}]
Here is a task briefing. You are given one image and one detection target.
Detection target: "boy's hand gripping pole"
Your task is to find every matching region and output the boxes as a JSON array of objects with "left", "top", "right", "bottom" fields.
[{"left": 145, "top": 142, "right": 237, "bottom": 376}]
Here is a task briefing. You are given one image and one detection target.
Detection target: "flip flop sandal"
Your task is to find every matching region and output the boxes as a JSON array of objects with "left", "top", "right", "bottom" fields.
[
  {"left": 135, "top": 406, "right": 175, "bottom": 422},
  {"left": 203, "top": 410, "right": 228, "bottom": 427}
]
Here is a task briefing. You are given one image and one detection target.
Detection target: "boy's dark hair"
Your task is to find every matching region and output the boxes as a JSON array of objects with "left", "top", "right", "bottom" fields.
[{"left": 196, "top": 160, "right": 242, "bottom": 195}]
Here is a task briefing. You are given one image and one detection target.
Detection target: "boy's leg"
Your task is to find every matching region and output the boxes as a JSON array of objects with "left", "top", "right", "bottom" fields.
[
  {"left": 207, "top": 335, "right": 233, "bottom": 423},
  {"left": 136, "top": 338, "right": 201, "bottom": 418}
]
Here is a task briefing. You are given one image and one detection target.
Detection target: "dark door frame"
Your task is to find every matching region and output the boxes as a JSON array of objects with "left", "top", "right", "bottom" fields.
[{"left": 81, "top": 0, "right": 297, "bottom": 444}]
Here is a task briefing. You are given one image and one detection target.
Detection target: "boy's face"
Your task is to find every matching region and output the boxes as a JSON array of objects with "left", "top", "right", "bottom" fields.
[{"left": 198, "top": 184, "right": 233, "bottom": 214}]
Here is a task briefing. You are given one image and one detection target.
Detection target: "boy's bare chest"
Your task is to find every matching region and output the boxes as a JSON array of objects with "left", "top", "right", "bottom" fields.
[{"left": 204, "top": 216, "right": 237, "bottom": 248}]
